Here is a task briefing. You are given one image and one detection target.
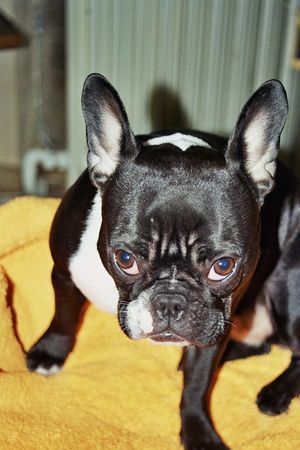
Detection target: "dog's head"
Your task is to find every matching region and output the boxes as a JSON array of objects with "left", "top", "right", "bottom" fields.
[{"left": 81, "top": 74, "right": 288, "bottom": 347}]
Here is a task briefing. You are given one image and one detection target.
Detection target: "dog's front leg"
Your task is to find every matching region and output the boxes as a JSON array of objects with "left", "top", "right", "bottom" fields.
[
  {"left": 179, "top": 343, "right": 228, "bottom": 450},
  {"left": 27, "top": 266, "right": 87, "bottom": 375},
  {"left": 256, "top": 353, "right": 300, "bottom": 415}
]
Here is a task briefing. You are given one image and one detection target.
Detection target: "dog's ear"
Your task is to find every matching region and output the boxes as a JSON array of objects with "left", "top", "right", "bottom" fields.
[
  {"left": 81, "top": 73, "right": 138, "bottom": 187},
  {"left": 226, "top": 80, "right": 288, "bottom": 205}
]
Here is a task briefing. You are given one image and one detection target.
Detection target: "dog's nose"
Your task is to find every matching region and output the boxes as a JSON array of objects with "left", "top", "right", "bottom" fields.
[{"left": 153, "top": 293, "right": 187, "bottom": 321}]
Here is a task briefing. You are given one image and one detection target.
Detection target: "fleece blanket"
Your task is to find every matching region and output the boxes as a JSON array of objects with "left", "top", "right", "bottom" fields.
[{"left": 0, "top": 196, "right": 299, "bottom": 449}]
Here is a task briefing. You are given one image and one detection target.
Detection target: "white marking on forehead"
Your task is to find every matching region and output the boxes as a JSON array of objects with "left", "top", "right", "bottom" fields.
[
  {"left": 149, "top": 226, "right": 160, "bottom": 261},
  {"left": 171, "top": 266, "right": 178, "bottom": 283},
  {"left": 160, "top": 234, "right": 169, "bottom": 257},
  {"left": 148, "top": 241, "right": 156, "bottom": 262},
  {"left": 179, "top": 236, "right": 187, "bottom": 258},
  {"left": 168, "top": 241, "right": 178, "bottom": 255},
  {"left": 190, "top": 246, "right": 199, "bottom": 265},
  {"left": 145, "top": 133, "right": 211, "bottom": 151},
  {"left": 188, "top": 231, "right": 198, "bottom": 246},
  {"left": 151, "top": 229, "right": 159, "bottom": 243}
]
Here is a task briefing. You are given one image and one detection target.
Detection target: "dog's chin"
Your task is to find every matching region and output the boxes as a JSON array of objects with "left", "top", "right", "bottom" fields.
[
  {"left": 147, "top": 331, "right": 189, "bottom": 347},
  {"left": 146, "top": 330, "right": 227, "bottom": 348}
]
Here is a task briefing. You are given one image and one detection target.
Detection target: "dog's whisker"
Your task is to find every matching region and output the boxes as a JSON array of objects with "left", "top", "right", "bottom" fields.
[{"left": 224, "top": 320, "right": 239, "bottom": 328}]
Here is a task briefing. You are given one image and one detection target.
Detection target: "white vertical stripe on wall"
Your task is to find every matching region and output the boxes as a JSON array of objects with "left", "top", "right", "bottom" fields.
[{"left": 67, "top": 0, "right": 299, "bottom": 185}]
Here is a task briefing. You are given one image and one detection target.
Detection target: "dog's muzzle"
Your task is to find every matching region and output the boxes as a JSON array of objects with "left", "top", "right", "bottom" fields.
[
  {"left": 123, "top": 278, "right": 230, "bottom": 347},
  {"left": 125, "top": 286, "right": 191, "bottom": 346}
]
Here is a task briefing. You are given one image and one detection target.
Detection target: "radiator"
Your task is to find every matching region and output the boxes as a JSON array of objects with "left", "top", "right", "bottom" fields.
[{"left": 67, "top": 0, "right": 300, "bottom": 184}]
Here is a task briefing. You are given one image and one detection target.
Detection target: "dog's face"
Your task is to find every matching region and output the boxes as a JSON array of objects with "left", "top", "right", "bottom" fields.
[
  {"left": 99, "top": 147, "right": 261, "bottom": 347},
  {"left": 81, "top": 75, "right": 288, "bottom": 347}
]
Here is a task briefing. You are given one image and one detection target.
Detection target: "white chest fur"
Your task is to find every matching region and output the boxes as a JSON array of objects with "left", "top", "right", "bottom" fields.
[
  {"left": 230, "top": 302, "right": 273, "bottom": 346},
  {"left": 68, "top": 191, "right": 118, "bottom": 314}
]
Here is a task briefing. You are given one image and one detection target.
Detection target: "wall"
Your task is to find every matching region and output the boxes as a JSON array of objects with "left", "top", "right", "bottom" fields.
[
  {"left": 0, "top": 1, "right": 20, "bottom": 168},
  {"left": 67, "top": 0, "right": 300, "bottom": 185},
  {"left": 0, "top": 0, "right": 65, "bottom": 195}
]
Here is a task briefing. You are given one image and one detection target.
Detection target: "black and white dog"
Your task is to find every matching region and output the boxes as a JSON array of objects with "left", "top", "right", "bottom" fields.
[{"left": 27, "top": 74, "right": 300, "bottom": 449}]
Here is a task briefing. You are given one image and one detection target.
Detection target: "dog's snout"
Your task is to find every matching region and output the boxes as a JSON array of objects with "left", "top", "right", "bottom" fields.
[{"left": 153, "top": 293, "right": 187, "bottom": 321}]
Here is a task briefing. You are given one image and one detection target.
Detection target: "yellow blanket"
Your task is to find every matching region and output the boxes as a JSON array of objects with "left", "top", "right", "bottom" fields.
[{"left": 0, "top": 197, "right": 299, "bottom": 449}]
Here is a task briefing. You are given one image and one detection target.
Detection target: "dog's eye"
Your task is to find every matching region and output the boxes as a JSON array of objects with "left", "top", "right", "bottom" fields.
[
  {"left": 114, "top": 250, "right": 140, "bottom": 275},
  {"left": 208, "top": 257, "right": 236, "bottom": 281}
]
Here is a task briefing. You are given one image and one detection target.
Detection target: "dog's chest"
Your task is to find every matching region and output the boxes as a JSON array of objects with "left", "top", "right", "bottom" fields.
[
  {"left": 68, "top": 191, "right": 118, "bottom": 314},
  {"left": 230, "top": 301, "right": 273, "bottom": 346}
]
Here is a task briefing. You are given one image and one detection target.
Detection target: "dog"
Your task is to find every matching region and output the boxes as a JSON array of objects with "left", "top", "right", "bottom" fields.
[{"left": 27, "top": 73, "right": 299, "bottom": 449}]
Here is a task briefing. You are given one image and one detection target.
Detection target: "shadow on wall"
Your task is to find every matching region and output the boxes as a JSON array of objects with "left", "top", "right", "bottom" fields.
[
  {"left": 148, "top": 85, "right": 192, "bottom": 131},
  {"left": 146, "top": 83, "right": 294, "bottom": 171},
  {"left": 147, "top": 84, "right": 229, "bottom": 148}
]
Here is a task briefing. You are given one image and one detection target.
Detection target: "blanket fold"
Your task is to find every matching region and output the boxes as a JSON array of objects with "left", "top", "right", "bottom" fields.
[{"left": 0, "top": 197, "right": 298, "bottom": 449}]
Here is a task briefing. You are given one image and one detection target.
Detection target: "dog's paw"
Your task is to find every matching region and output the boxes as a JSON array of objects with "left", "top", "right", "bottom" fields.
[
  {"left": 183, "top": 442, "right": 228, "bottom": 450},
  {"left": 26, "top": 332, "right": 72, "bottom": 376},
  {"left": 256, "top": 383, "right": 292, "bottom": 415},
  {"left": 180, "top": 417, "right": 228, "bottom": 450},
  {"left": 181, "top": 437, "right": 228, "bottom": 450},
  {"left": 26, "top": 349, "right": 64, "bottom": 375}
]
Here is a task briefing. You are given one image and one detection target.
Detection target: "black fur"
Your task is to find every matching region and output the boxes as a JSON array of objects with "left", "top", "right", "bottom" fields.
[{"left": 27, "top": 74, "right": 300, "bottom": 449}]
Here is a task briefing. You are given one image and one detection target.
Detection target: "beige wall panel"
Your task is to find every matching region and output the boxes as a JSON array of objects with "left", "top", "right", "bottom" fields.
[{"left": 0, "top": 50, "right": 19, "bottom": 166}]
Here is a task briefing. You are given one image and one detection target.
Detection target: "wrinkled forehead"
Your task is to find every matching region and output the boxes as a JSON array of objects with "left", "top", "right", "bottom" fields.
[
  {"left": 143, "top": 185, "right": 241, "bottom": 258},
  {"left": 104, "top": 144, "right": 257, "bottom": 254},
  {"left": 107, "top": 140, "right": 228, "bottom": 219}
]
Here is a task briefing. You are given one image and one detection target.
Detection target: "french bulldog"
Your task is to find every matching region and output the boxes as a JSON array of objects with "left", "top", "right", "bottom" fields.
[{"left": 27, "top": 73, "right": 299, "bottom": 449}]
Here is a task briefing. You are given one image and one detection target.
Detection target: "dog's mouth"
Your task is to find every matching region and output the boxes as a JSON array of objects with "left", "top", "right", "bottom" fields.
[{"left": 147, "top": 330, "right": 189, "bottom": 346}]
